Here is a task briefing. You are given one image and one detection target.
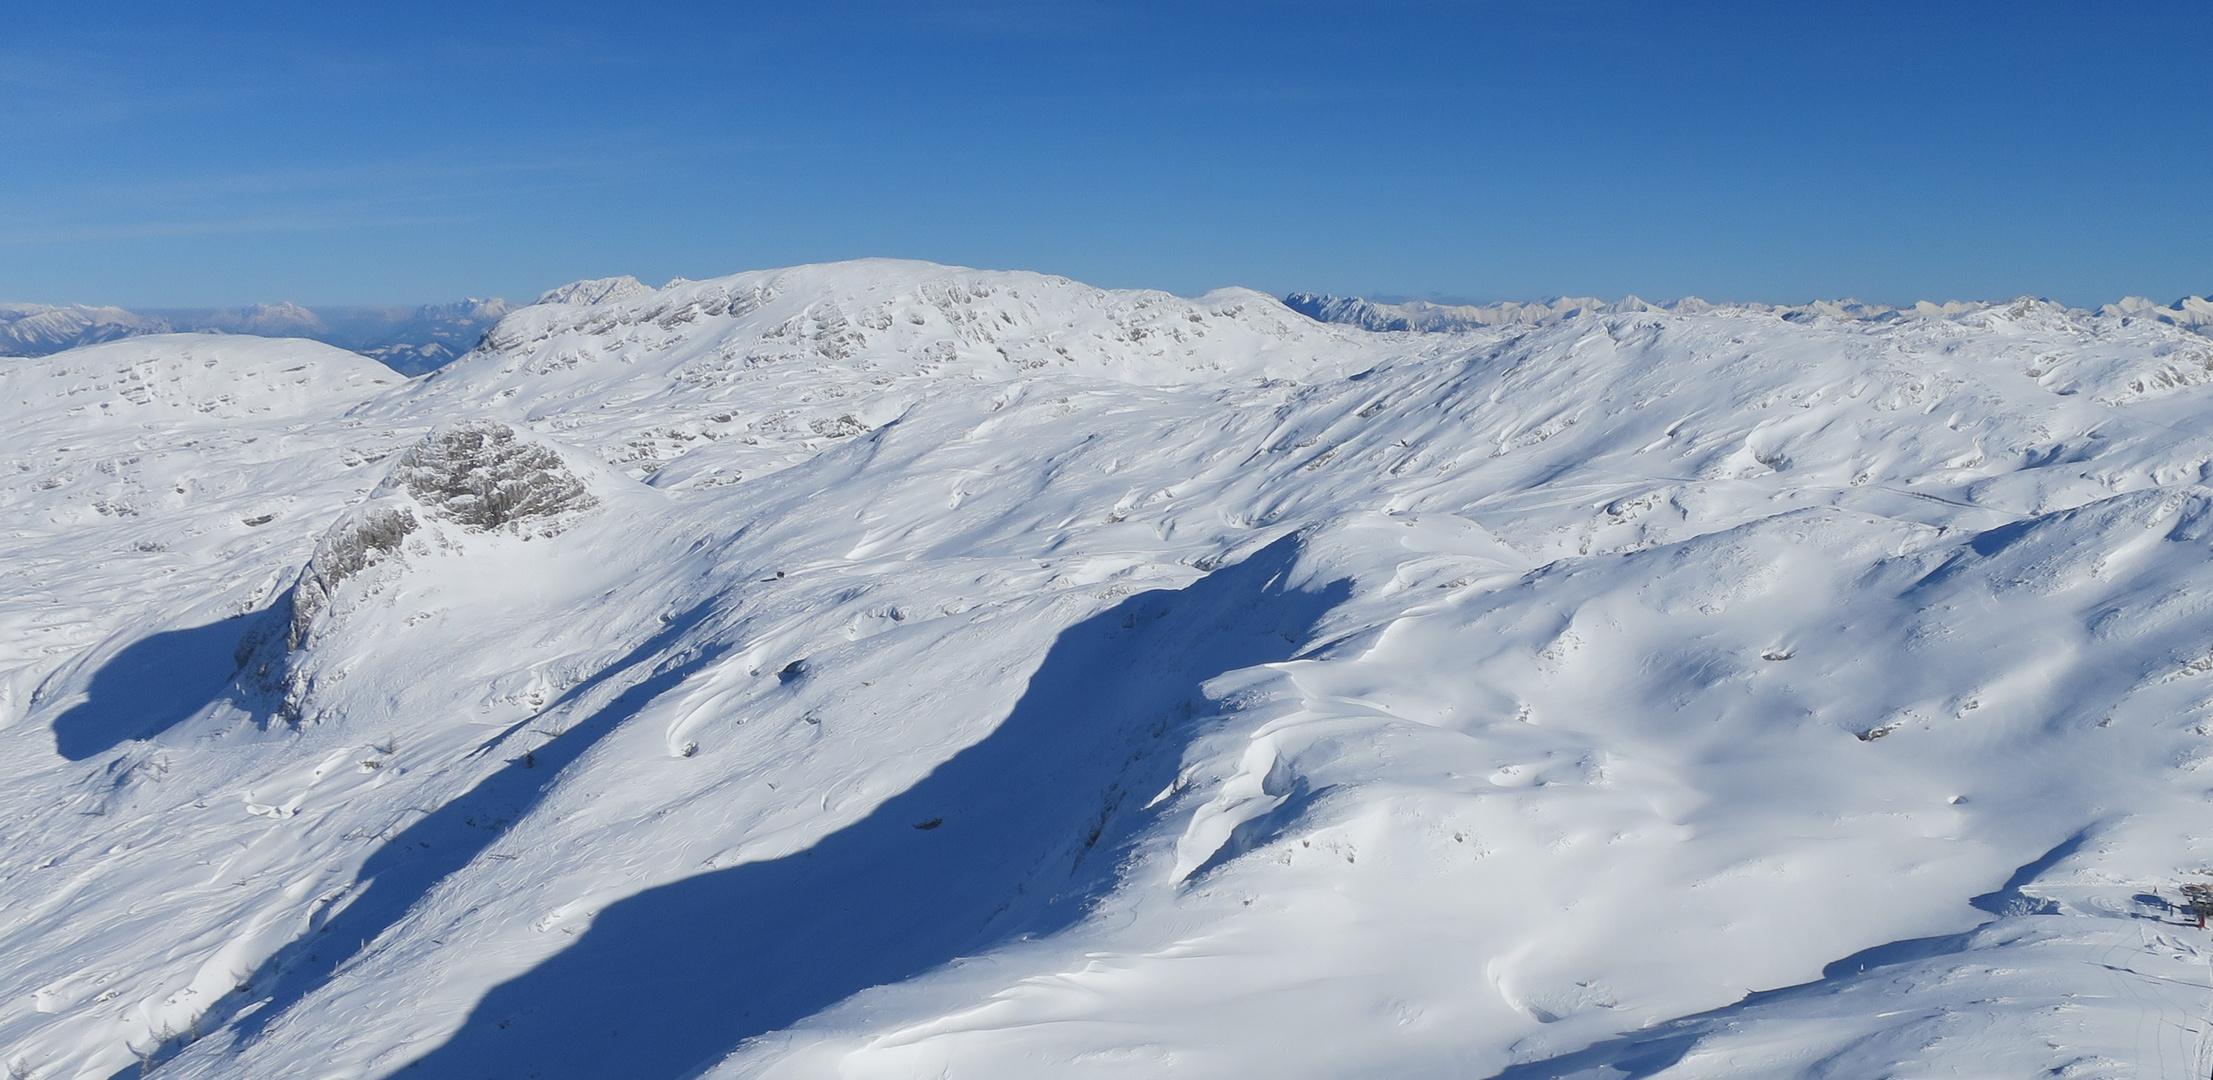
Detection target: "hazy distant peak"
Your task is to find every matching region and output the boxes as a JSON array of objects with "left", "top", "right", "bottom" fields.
[
  {"left": 2100, "top": 295, "right": 2213, "bottom": 327},
  {"left": 1909, "top": 299, "right": 1985, "bottom": 317},
  {"left": 2, "top": 297, "right": 516, "bottom": 375},
  {"left": 430, "top": 297, "right": 516, "bottom": 320},
  {"left": 196, "top": 301, "right": 330, "bottom": 336},
  {"left": 0, "top": 302, "right": 174, "bottom": 356}
]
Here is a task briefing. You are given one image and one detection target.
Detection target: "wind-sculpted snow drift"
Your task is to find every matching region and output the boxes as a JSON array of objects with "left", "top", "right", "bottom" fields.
[{"left": 10, "top": 261, "right": 2213, "bottom": 1079}]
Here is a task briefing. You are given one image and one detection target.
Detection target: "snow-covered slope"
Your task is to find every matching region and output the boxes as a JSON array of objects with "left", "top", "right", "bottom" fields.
[
  {"left": 9, "top": 263, "right": 2213, "bottom": 1080},
  {"left": 1288, "top": 288, "right": 2213, "bottom": 336}
]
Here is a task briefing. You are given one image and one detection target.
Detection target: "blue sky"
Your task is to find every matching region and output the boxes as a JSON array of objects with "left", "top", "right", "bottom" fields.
[{"left": 3, "top": 1, "right": 2207, "bottom": 307}]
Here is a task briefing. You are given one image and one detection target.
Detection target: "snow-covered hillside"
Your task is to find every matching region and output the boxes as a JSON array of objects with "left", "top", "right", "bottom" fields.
[
  {"left": 1288, "top": 288, "right": 2213, "bottom": 337},
  {"left": 9, "top": 261, "right": 2213, "bottom": 1080}
]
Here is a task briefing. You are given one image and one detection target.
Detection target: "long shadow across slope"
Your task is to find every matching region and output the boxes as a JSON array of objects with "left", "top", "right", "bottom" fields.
[
  {"left": 401, "top": 534, "right": 1348, "bottom": 1080},
  {"left": 1483, "top": 830, "right": 2096, "bottom": 1080},
  {"left": 139, "top": 602, "right": 733, "bottom": 1078}
]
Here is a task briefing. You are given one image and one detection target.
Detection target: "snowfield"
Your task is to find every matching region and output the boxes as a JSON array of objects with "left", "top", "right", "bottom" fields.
[{"left": 8, "top": 260, "right": 2213, "bottom": 1079}]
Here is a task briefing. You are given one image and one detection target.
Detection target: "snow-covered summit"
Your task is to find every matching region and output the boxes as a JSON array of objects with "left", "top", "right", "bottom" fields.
[
  {"left": 534, "top": 274, "right": 656, "bottom": 306},
  {"left": 12, "top": 262, "right": 2213, "bottom": 1080},
  {"left": 400, "top": 259, "right": 1390, "bottom": 487},
  {"left": 493, "top": 259, "right": 1369, "bottom": 385}
]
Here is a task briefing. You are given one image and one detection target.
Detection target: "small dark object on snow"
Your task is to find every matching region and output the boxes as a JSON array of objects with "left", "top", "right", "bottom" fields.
[
  {"left": 778, "top": 659, "right": 806, "bottom": 683},
  {"left": 2183, "top": 882, "right": 2213, "bottom": 928},
  {"left": 913, "top": 818, "right": 943, "bottom": 830}
]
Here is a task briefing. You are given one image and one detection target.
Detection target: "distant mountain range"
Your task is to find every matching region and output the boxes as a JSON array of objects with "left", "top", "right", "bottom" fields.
[
  {"left": 0, "top": 298, "right": 515, "bottom": 374},
  {"left": 12, "top": 285, "right": 2209, "bottom": 379},
  {"left": 1284, "top": 290, "right": 2213, "bottom": 333}
]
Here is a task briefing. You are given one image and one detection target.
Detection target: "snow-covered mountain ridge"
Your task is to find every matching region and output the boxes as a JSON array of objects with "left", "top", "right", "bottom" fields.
[
  {"left": 9, "top": 260, "right": 2213, "bottom": 1079},
  {"left": 1288, "top": 288, "right": 2213, "bottom": 335},
  {"left": 0, "top": 304, "right": 174, "bottom": 356}
]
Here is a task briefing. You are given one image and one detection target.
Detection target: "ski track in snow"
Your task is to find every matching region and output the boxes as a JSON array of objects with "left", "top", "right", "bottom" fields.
[{"left": 6, "top": 261, "right": 2213, "bottom": 1078}]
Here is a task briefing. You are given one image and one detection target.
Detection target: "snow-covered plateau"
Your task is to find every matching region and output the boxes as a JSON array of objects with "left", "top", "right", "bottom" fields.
[{"left": 10, "top": 259, "right": 2213, "bottom": 1080}]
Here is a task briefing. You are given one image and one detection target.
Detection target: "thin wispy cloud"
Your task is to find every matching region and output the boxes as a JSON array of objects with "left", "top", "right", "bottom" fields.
[
  {"left": 0, "top": 135, "right": 768, "bottom": 252},
  {"left": 0, "top": 213, "right": 467, "bottom": 247}
]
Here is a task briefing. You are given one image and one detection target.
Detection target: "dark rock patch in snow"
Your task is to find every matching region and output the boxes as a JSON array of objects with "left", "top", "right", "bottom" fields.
[
  {"left": 388, "top": 421, "right": 596, "bottom": 532},
  {"left": 286, "top": 505, "right": 419, "bottom": 648}
]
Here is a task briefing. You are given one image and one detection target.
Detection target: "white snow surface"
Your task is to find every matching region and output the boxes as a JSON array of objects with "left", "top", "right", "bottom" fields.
[
  {"left": 1289, "top": 289, "right": 2213, "bottom": 337},
  {"left": 8, "top": 261, "right": 2213, "bottom": 1079}
]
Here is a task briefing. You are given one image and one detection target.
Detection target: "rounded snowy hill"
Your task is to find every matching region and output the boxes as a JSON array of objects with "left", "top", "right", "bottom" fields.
[
  {"left": 384, "top": 258, "right": 1398, "bottom": 486},
  {"left": 2, "top": 334, "right": 397, "bottom": 423},
  {"left": 489, "top": 258, "right": 1366, "bottom": 383},
  {"left": 7, "top": 262, "right": 2213, "bottom": 1080}
]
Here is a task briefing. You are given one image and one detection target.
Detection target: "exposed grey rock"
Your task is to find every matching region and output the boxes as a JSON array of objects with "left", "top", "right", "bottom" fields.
[
  {"left": 386, "top": 421, "right": 597, "bottom": 531},
  {"left": 285, "top": 505, "right": 420, "bottom": 648}
]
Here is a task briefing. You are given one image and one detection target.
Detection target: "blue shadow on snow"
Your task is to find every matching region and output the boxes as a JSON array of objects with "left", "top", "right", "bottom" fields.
[
  {"left": 211, "top": 597, "right": 725, "bottom": 1044},
  {"left": 49, "top": 614, "right": 259, "bottom": 761},
  {"left": 1480, "top": 829, "right": 2092, "bottom": 1080},
  {"left": 132, "top": 601, "right": 735, "bottom": 1080},
  {"left": 397, "top": 534, "right": 1348, "bottom": 1080}
]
